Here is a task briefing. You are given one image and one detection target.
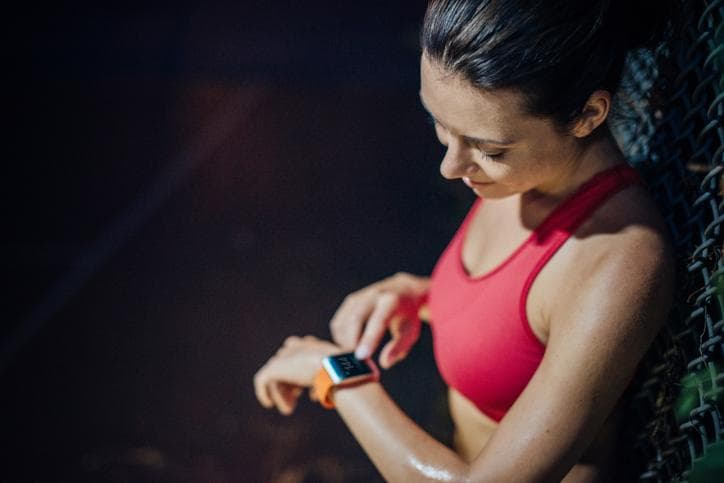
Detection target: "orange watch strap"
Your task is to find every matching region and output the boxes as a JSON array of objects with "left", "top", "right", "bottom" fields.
[{"left": 313, "top": 367, "right": 336, "bottom": 409}]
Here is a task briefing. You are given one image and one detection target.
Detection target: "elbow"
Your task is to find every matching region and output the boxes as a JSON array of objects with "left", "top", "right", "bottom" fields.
[{"left": 397, "top": 456, "right": 471, "bottom": 483}]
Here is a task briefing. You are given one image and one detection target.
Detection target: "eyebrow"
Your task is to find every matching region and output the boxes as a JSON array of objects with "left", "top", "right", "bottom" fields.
[{"left": 418, "top": 92, "right": 516, "bottom": 147}]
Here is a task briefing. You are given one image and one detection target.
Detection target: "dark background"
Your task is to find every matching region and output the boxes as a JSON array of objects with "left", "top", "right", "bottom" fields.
[{"left": 2, "top": 2, "right": 476, "bottom": 482}]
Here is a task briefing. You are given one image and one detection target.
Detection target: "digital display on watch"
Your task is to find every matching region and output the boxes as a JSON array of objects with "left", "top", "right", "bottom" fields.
[{"left": 324, "top": 352, "right": 374, "bottom": 383}]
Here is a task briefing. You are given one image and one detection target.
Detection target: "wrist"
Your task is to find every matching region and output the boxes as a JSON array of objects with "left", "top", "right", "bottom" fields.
[
  {"left": 312, "top": 352, "right": 380, "bottom": 409},
  {"left": 330, "top": 379, "right": 382, "bottom": 406}
]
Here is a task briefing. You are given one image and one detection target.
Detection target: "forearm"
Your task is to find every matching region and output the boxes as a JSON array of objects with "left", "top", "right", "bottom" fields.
[{"left": 332, "top": 382, "right": 470, "bottom": 482}]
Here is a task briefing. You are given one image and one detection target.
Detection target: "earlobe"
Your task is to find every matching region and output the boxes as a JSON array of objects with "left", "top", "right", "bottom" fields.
[{"left": 571, "top": 90, "right": 611, "bottom": 138}]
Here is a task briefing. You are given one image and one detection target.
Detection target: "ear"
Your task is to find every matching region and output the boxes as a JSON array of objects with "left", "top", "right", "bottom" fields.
[{"left": 570, "top": 90, "right": 611, "bottom": 138}]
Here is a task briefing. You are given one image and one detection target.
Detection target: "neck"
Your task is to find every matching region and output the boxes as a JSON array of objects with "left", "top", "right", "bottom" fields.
[{"left": 527, "top": 125, "right": 625, "bottom": 204}]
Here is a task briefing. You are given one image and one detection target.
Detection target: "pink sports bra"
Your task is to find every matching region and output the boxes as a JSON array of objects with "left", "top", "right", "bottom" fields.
[{"left": 426, "top": 164, "right": 641, "bottom": 422}]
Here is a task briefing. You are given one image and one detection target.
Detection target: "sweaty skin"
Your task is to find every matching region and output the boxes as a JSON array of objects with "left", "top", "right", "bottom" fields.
[
  {"left": 256, "top": 52, "right": 675, "bottom": 481},
  {"left": 410, "top": 457, "right": 457, "bottom": 482},
  {"left": 324, "top": 61, "right": 673, "bottom": 477},
  {"left": 449, "top": 383, "right": 623, "bottom": 480},
  {"left": 328, "top": 169, "right": 671, "bottom": 481}
]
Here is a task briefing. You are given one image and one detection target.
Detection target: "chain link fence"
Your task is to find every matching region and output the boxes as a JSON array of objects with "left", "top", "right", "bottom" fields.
[{"left": 611, "top": 0, "right": 724, "bottom": 480}]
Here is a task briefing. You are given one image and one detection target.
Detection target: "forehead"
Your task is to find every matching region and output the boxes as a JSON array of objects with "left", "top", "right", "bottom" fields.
[{"left": 419, "top": 53, "right": 528, "bottom": 135}]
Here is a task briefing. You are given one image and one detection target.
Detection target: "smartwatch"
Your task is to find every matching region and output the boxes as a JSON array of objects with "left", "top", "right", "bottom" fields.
[{"left": 312, "top": 352, "right": 380, "bottom": 409}]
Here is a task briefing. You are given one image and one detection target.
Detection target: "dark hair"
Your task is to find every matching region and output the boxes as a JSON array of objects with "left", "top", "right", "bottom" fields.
[{"left": 421, "top": 0, "right": 677, "bottom": 129}]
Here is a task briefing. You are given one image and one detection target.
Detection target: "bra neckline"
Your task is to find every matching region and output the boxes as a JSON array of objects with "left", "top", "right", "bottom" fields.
[{"left": 457, "top": 163, "right": 633, "bottom": 281}]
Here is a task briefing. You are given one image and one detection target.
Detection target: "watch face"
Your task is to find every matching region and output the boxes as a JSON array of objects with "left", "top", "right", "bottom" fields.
[{"left": 323, "top": 352, "right": 375, "bottom": 384}]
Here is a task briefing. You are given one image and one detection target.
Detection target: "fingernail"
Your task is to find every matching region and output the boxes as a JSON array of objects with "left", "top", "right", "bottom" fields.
[{"left": 355, "top": 346, "right": 369, "bottom": 359}]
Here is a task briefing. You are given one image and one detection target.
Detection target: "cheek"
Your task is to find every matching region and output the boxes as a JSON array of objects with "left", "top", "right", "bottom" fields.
[
  {"left": 477, "top": 157, "right": 516, "bottom": 182},
  {"left": 477, "top": 157, "right": 544, "bottom": 192}
]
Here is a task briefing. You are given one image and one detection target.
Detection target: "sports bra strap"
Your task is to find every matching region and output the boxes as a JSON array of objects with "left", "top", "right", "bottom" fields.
[{"left": 534, "top": 164, "right": 641, "bottom": 244}]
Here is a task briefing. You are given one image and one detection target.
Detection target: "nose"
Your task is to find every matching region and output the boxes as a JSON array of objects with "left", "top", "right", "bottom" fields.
[{"left": 439, "top": 137, "right": 479, "bottom": 180}]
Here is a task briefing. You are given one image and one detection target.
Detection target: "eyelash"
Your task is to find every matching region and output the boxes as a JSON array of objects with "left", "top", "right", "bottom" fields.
[
  {"left": 474, "top": 145, "right": 505, "bottom": 160},
  {"left": 426, "top": 114, "right": 505, "bottom": 159}
]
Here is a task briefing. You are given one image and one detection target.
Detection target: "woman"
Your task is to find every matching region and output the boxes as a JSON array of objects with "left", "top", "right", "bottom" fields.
[{"left": 254, "top": 1, "right": 676, "bottom": 481}]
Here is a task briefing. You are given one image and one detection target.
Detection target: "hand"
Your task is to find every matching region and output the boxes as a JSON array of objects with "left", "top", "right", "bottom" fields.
[
  {"left": 329, "top": 272, "right": 430, "bottom": 369},
  {"left": 253, "top": 335, "right": 340, "bottom": 415}
]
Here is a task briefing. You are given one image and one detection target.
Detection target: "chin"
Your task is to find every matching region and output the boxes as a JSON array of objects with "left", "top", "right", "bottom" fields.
[{"left": 472, "top": 184, "right": 515, "bottom": 199}]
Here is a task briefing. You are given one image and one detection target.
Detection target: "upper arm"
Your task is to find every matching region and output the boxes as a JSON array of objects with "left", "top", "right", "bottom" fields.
[{"left": 468, "top": 230, "right": 674, "bottom": 482}]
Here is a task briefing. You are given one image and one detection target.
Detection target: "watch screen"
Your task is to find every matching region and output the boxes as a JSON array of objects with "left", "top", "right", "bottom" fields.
[{"left": 327, "top": 353, "right": 373, "bottom": 379}]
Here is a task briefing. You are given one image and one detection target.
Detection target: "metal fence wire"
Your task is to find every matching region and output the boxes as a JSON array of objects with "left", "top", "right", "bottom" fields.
[{"left": 610, "top": 0, "right": 724, "bottom": 480}]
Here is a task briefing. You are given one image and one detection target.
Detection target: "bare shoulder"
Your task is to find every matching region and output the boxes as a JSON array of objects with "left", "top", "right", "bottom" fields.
[
  {"left": 573, "top": 183, "right": 673, "bottom": 271},
  {"left": 535, "top": 183, "right": 675, "bottom": 339},
  {"left": 472, "top": 184, "right": 676, "bottom": 482}
]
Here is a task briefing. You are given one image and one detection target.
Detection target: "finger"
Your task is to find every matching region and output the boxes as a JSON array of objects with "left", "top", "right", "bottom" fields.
[
  {"left": 253, "top": 369, "right": 274, "bottom": 409},
  {"left": 268, "top": 382, "right": 294, "bottom": 415},
  {"left": 279, "top": 384, "right": 303, "bottom": 412},
  {"left": 275, "top": 383, "right": 302, "bottom": 415},
  {"left": 378, "top": 341, "right": 398, "bottom": 370},
  {"left": 378, "top": 315, "right": 403, "bottom": 369},
  {"left": 355, "top": 292, "right": 397, "bottom": 359},
  {"left": 330, "top": 295, "right": 374, "bottom": 350},
  {"left": 418, "top": 304, "right": 431, "bottom": 323},
  {"left": 330, "top": 299, "right": 367, "bottom": 349},
  {"left": 378, "top": 316, "right": 421, "bottom": 369}
]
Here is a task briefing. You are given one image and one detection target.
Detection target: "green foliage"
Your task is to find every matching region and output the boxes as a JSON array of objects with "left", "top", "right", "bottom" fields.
[
  {"left": 688, "top": 440, "right": 724, "bottom": 483},
  {"left": 673, "top": 362, "right": 724, "bottom": 425}
]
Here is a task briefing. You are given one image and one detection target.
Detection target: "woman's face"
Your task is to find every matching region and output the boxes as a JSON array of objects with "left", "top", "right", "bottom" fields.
[{"left": 419, "top": 53, "right": 582, "bottom": 199}]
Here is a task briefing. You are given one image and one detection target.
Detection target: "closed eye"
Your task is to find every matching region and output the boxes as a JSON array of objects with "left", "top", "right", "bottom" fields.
[
  {"left": 481, "top": 151, "right": 505, "bottom": 160},
  {"left": 425, "top": 112, "right": 507, "bottom": 159},
  {"left": 468, "top": 140, "right": 505, "bottom": 159}
]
